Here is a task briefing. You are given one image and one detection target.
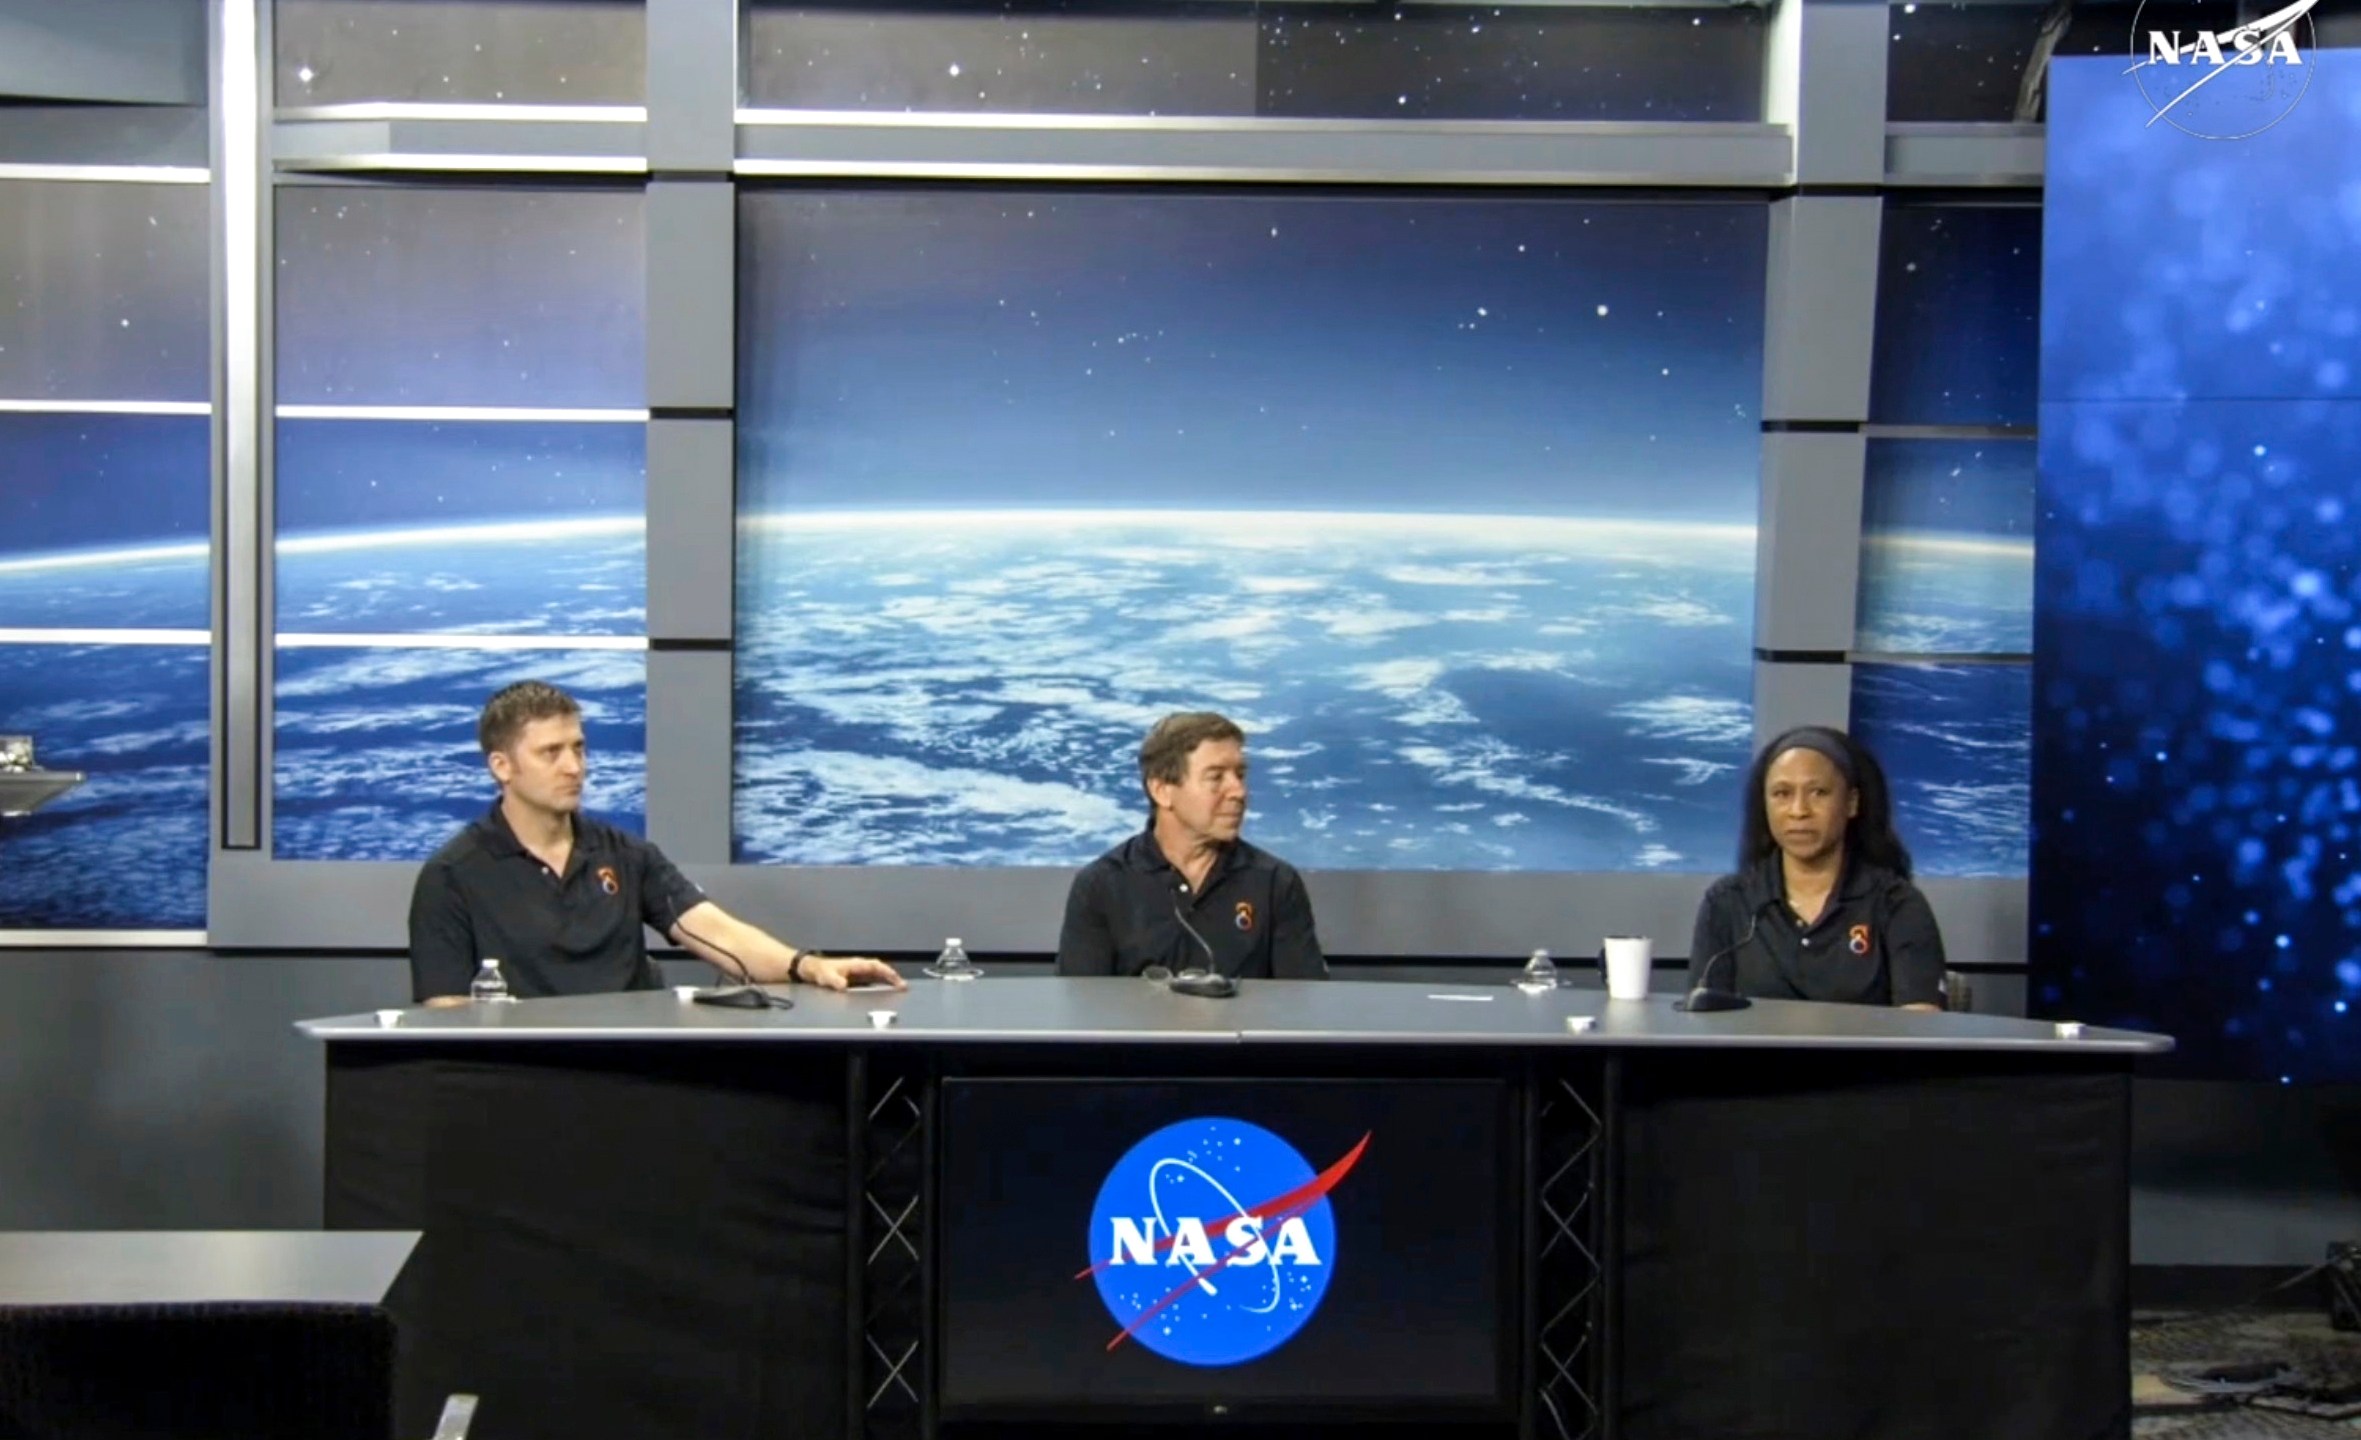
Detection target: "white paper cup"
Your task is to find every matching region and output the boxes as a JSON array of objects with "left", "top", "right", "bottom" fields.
[
  {"left": 374, "top": 1009, "right": 403, "bottom": 1029},
  {"left": 673, "top": 985, "right": 699, "bottom": 1002},
  {"left": 868, "top": 1010, "right": 899, "bottom": 1029},
  {"left": 1602, "top": 936, "right": 1654, "bottom": 1000},
  {"left": 1564, "top": 1015, "right": 1596, "bottom": 1034}
]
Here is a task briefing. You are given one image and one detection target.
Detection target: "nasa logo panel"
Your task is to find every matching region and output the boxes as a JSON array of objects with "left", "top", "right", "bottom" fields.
[{"left": 1083, "top": 1117, "right": 1364, "bottom": 1367}]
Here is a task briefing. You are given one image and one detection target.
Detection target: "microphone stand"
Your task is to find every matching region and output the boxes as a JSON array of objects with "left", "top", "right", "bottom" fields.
[
  {"left": 1678, "top": 902, "right": 1770, "bottom": 1013},
  {"left": 681, "top": 923, "right": 795, "bottom": 1010},
  {"left": 1168, "top": 891, "right": 1238, "bottom": 999}
]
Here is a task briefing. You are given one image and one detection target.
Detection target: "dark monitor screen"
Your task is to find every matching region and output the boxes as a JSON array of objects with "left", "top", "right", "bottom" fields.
[{"left": 935, "top": 1077, "right": 1517, "bottom": 1421}]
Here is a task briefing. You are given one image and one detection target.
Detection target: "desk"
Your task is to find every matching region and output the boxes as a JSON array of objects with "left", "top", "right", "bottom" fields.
[
  {"left": 304, "top": 979, "right": 2168, "bottom": 1440},
  {"left": 0, "top": 1231, "right": 416, "bottom": 1440},
  {"left": 0, "top": 1231, "right": 417, "bottom": 1307}
]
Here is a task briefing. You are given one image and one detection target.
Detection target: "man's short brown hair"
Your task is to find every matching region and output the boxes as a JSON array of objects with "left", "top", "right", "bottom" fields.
[
  {"left": 1138, "top": 711, "right": 1246, "bottom": 803},
  {"left": 478, "top": 681, "right": 582, "bottom": 757}
]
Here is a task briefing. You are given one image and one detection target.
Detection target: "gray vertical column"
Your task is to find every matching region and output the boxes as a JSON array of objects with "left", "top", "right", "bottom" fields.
[
  {"left": 646, "top": 0, "right": 736, "bottom": 176},
  {"left": 1753, "top": 0, "right": 1889, "bottom": 747},
  {"left": 642, "top": 0, "right": 740, "bottom": 866},
  {"left": 210, "top": 0, "right": 268, "bottom": 864},
  {"left": 1778, "top": 0, "right": 1889, "bottom": 190},
  {"left": 644, "top": 413, "right": 737, "bottom": 866}
]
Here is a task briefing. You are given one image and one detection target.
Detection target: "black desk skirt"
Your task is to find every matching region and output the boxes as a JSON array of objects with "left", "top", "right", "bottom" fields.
[
  {"left": 327, "top": 1042, "right": 2129, "bottom": 1440},
  {"left": 328, "top": 1044, "right": 847, "bottom": 1440},
  {"left": 1615, "top": 1053, "right": 2128, "bottom": 1440},
  {"left": 0, "top": 1300, "right": 395, "bottom": 1440}
]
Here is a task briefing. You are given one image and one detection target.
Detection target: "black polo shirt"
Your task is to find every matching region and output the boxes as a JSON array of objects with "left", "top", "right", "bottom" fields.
[
  {"left": 1055, "top": 826, "right": 1328, "bottom": 979},
  {"left": 1685, "top": 853, "right": 1947, "bottom": 1007},
  {"left": 407, "top": 803, "right": 709, "bottom": 1001}
]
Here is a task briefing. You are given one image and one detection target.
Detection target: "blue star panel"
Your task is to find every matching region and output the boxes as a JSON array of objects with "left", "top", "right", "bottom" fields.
[{"left": 2037, "top": 52, "right": 2361, "bottom": 1080}]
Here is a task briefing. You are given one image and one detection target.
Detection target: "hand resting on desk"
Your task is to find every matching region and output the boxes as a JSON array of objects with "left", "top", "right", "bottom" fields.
[{"left": 795, "top": 955, "right": 907, "bottom": 992}]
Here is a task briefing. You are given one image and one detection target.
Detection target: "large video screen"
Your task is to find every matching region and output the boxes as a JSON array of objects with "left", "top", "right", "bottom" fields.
[
  {"left": 2037, "top": 52, "right": 2361, "bottom": 1080},
  {"left": 736, "top": 190, "right": 1766, "bottom": 873},
  {"left": 0, "top": 174, "right": 213, "bottom": 930},
  {"left": 269, "top": 187, "right": 649, "bottom": 861},
  {"left": 1850, "top": 434, "right": 2035, "bottom": 879},
  {"left": 936, "top": 1077, "right": 1515, "bottom": 1418}
]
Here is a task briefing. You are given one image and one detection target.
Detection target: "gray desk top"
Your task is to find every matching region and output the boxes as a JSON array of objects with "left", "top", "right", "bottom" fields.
[
  {"left": 299, "top": 977, "right": 2173, "bottom": 1054},
  {"left": 0, "top": 1231, "right": 418, "bottom": 1307}
]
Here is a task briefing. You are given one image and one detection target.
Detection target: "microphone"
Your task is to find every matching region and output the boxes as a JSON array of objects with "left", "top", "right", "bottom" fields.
[
  {"left": 1167, "top": 887, "right": 1238, "bottom": 999},
  {"left": 1678, "top": 899, "right": 1774, "bottom": 1013},
  {"left": 679, "top": 921, "right": 794, "bottom": 1011}
]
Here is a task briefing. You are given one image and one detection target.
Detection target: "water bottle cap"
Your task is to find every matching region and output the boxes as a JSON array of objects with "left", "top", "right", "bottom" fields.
[{"left": 946, "top": 937, "right": 963, "bottom": 947}]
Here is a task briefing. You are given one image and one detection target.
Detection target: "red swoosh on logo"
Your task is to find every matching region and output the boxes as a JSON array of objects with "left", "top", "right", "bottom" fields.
[{"left": 1074, "top": 1131, "right": 1370, "bottom": 1351}]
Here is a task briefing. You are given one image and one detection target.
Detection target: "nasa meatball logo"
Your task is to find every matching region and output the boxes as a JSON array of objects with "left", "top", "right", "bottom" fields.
[
  {"left": 2126, "top": 0, "right": 2316, "bottom": 140},
  {"left": 1078, "top": 1118, "right": 1368, "bottom": 1366}
]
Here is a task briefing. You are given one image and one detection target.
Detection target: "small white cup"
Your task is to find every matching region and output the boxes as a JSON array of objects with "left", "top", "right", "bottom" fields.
[
  {"left": 374, "top": 1009, "right": 403, "bottom": 1029},
  {"left": 1602, "top": 936, "right": 1654, "bottom": 1000},
  {"left": 868, "top": 1010, "right": 899, "bottom": 1029},
  {"left": 673, "top": 985, "right": 699, "bottom": 1002},
  {"left": 2054, "top": 1021, "right": 2084, "bottom": 1040},
  {"left": 1564, "top": 1015, "right": 1596, "bottom": 1034}
]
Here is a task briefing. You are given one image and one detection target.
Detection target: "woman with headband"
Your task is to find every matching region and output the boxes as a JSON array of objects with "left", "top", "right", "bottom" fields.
[{"left": 1684, "top": 725, "right": 1947, "bottom": 1010}]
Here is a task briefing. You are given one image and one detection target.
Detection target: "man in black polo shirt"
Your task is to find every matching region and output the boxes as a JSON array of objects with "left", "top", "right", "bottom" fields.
[
  {"left": 1056, "top": 712, "right": 1327, "bottom": 980},
  {"left": 407, "top": 681, "right": 904, "bottom": 1004}
]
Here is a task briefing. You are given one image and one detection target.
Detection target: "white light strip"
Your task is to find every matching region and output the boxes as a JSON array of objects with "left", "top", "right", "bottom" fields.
[
  {"left": 277, "top": 517, "right": 642, "bottom": 554},
  {"left": 0, "top": 164, "right": 210, "bottom": 184},
  {"left": 733, "top": 159, "right": 1801, "bottom": 186},
  {"left": 1863, "top": 532, "right": 2035, "bottom": 559},
  {"left": 276, "top": 633, "right": 647, "bottom": 652},
  {"left": 0, "top": 627, "right": 646, "bottom": 652},
  {"left": 734, "top": 108, "right": 1771, "bottom": 137},
  {"left": 277, "top": 102, "right": 646, "bottom": 124},
  {"left": 0, "top": 399, "right": 212, "bottom": 416},
  {"left": 275, "top": 404, "right": 648, "bottom": 423},
  {"left": 0, "top": 628, "right": 210, "bottom": 645},
  {"left": 0, "top": 930, "right": 209, "bottom": 948},
  {"left": 0, "top": 542, "right": 208, "bottom": 575},
  {"left": 739, "top": 508, "right": 1759, "bottom": 543},
  {"left": 279, "top": 154, "right": 646, "bottom": 174}
]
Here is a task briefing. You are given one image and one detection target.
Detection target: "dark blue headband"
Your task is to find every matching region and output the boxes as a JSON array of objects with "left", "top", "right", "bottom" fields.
[{"left": 1766, "top": 726, "right": 1856, "bottom": 783}]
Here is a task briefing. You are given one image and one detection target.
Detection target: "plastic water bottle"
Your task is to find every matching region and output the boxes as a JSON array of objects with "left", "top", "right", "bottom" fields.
[
  {"left": 1515, "top": 948, "right": 1559, "bottom": 994},
  {"left": 925, "top": 937, "right": 981, "bottom": 982},
  {"left": 470, "top": 958, "right": 515, "bottom": 1003}
]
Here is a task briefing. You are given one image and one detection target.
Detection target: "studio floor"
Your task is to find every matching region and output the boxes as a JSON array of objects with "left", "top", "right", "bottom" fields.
[{"left": 2135, "top": 1310, "right": 2361, "bottom": 1437}]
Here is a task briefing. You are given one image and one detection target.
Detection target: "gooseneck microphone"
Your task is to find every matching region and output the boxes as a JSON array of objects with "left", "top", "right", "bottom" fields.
[
  {"left": 679, "top": 921, "right": 795, "bottom": 1011},
  {"left": 1678, "top": 899, "right": 1774, "bottom": 1013},
  {"left": 1167, "top": 885, "right": 1238, "bottom": 999}
]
